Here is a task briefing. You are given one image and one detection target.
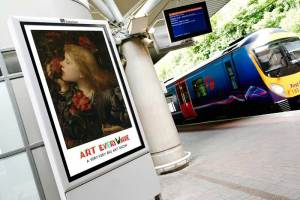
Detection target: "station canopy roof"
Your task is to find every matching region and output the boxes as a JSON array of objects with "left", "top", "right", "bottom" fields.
[
  {"left": 91, "top": 0, "right": 230, "bottom": 62},
  {"left": 92, "top": 0, "right": 230, "bottom": 26}
]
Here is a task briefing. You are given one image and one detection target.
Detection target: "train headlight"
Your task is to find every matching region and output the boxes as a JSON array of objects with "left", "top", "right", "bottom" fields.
[{"left": 270, "top": 83, "right": 285, "bottom": 96}]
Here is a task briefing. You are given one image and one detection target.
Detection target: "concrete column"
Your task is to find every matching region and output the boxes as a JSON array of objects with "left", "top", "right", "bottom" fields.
[
  {"left": 135, "top": 0, "right": 164, "bottom": 18},
  {"left": 103, "top": 0, "right": 123, "bottom": 23},
  {"left": 121, "top": 38, "right": 189, "bottom": 173}
]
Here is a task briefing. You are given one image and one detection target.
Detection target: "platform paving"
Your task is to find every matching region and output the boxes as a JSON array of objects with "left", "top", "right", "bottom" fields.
[{"left": 159, "top": 110, "right": 300, "bottom": 200}]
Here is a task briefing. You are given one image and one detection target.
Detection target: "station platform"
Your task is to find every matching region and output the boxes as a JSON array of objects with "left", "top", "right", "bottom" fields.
[{"left": 159, "top": 110, "right": 300, "bottom": 200}]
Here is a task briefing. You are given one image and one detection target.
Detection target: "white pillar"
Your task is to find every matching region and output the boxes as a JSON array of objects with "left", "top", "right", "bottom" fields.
[
  {"left": 103, "top": 0, "right": 123, "bottom": 23},
  {"left": 135, "top": 0, "right": 164, "bottom": 18},
  {"left": 91, "top": 0, "right": 116, "bottom": 22},
  {"left": 121, "top": 38, "right": 189, "bottom": 173}
]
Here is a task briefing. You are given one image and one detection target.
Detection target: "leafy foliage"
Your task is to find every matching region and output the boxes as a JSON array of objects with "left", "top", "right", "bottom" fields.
[{"left": 155, "top": 0, "right": 300, "bottom": 81}]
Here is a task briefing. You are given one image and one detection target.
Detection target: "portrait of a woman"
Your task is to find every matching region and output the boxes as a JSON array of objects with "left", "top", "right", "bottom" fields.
[{"left": 33, "top": 31, "right": 131, "bottom": 149}]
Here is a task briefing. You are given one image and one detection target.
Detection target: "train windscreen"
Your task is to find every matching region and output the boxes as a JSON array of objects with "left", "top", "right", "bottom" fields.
[{"left": 254, "top": 38, "right": 300, "bottom": 77}]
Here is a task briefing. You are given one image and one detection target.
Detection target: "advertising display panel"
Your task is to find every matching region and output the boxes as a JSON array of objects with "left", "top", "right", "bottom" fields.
[
  {"left": 164, "top": 2, "right": 212, "bottom": 43},
  {"left": 8, "top": 18, "right": 160, "bottom": 200}
]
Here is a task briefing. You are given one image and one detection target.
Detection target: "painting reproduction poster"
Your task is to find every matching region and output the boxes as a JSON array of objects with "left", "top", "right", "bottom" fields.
[{"left": 12, "top": 20, "right": 145, "bottom": 181}]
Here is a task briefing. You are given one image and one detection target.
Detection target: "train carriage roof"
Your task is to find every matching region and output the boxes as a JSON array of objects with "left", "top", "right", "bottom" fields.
[{"left": 237, "top": 28, "right": 293, "bottom": 48}]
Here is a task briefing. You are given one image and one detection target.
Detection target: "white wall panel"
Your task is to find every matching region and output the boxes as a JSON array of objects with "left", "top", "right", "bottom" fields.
[{"left": 0, "top": 0, "right": 91, "bottom": 48}]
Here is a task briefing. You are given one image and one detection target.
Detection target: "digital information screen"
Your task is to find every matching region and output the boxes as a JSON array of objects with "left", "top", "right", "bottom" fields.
[{"left": 164, "top": 2, "right": 212, "bottom": 42}]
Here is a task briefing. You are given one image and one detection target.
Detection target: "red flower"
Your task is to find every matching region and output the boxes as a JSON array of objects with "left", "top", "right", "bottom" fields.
[
  {"left": 50, "top": 58, "right": 62, "bottom": 74},
  {"left": 69, "top": 105, "right": 77, "bottom": 115},
  {"left": 70, "top": 90, "right": 92, "bottom": 115},
  {"left": 78, "top": 36, "right": 96, "bottom": 50}
]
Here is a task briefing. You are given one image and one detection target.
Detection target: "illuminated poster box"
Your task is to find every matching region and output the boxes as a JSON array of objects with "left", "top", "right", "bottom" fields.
[
  {"left": 164, "top": 2, "right": 212, "bottom": 42},
  {"left": 8, "top": 16, "right": 150, "bottom": 184}
]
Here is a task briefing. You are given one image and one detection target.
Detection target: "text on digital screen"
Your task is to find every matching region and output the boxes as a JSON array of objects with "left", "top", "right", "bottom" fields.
[{"left": 164, "top": 2, "right": 212, "bottom": 42}]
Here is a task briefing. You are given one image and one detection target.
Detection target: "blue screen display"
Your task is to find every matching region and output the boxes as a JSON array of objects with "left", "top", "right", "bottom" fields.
[
  {"left": 170, "top": 8, "right": 209, "bottom": 38},
  {"left": 164, "top": 2, "right": 212, "bottom": 42}
]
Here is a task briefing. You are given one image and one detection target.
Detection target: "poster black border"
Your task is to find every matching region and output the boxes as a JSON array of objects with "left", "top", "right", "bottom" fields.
[
  {"left": 163, "top": 1, "right": 212, "bottom": 43},
  {"left": 20, "top": 21, "right": 145, "bottom": 182}
]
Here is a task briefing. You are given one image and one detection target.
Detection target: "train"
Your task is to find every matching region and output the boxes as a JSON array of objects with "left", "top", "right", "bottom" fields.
[{"left": 164, "top": 28, "right": 300, "bottom": 124}]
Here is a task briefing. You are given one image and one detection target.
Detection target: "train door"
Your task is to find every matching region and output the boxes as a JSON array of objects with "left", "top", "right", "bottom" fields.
[
  {"left": 224, "top": 57, "right": 239, "bottom": 90},
  {"left": 175, "top": 80, "right": 198, "bottom": 119}
]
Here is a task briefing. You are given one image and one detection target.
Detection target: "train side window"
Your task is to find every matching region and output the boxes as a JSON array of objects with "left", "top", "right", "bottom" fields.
[
  {"left": 175, "top": 85, "right": 184, "bottom": 104},
  {"left": 225, "top": 61, "right": 238, "bottom": 89},
  {"left": 166, "top": 95, "right": 177, "bottom": 112},
  {"left": 181, "top": 84, "right": 190, "bottom": 102},
  {"left": 176, "top": 83, "right": 191, "bottom": 104},
  {"left": 192, "top": 78, "right": 207, "bottom": 98}
]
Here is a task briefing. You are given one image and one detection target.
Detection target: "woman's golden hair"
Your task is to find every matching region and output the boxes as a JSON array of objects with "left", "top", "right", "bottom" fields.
[{"left": 64, "top": 44, "right": 116, "bottom": 90}]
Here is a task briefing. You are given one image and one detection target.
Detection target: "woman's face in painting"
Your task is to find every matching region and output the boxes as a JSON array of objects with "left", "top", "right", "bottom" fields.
[{"left": 60, "top": 52, "right": 82, "bottom": 82}]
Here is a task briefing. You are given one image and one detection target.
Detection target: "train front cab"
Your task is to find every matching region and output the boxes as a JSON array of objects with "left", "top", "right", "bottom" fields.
[{"left": 248, "top": 31, "right": 300, "bottom": 110}]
